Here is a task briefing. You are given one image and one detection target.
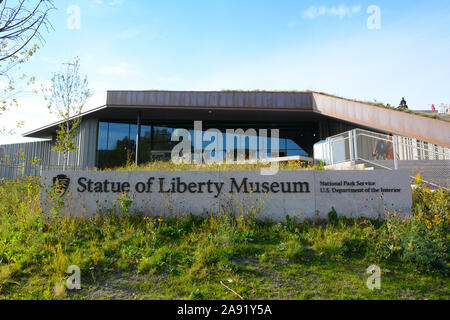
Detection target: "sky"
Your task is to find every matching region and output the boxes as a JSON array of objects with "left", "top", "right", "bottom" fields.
[{"left": 1, "top": 0, "right": 450, "bottom": 144}]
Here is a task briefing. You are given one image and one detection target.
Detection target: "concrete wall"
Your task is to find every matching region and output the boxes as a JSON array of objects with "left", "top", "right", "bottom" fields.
[{"left": 41, "top": 170, "right": 413, "bottom": 220}]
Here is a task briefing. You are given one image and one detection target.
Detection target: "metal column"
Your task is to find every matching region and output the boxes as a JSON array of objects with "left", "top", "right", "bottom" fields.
[
  {"left": 353, "top": 129, "right": 358, "bottom": 161},
  {"left": 349, "top": 130, "right": 354, "bottom": 161},
  {"left": 392, "top": 135, "right": 399, "bottom": 170},
  {"left": 327, "top": 138, "right": 333, "bottom": 165},
  {"left": 135, "top": 111, "right": 142, "bottom": 167}
]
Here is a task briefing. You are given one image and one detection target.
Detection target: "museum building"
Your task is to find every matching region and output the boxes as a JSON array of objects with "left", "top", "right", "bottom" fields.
[{"left": 0, "top": 90, "right": 449, "bottom": 182}]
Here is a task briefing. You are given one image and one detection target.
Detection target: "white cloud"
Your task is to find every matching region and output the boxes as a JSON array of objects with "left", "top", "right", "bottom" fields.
[
  {"left": 115, "top": 28, "right": 141, "bottom": 40},
  {"left": 85, "top": 92, "right": 107, "bottom": 110},
  {"left": 302, "top": 5, "right": 361, "bottom": 20},
  {"left": 108, "top": 0, "right": 124, "bottom": 6},
  {"left": 157, "top": 75, "right": 184, "bottom": 83},
  {"left": 92, "top": 0, "right": 124, "bottom": 6},
  {"left": 288, "top": 20, "right": 298, "bottom": 28},
  {"left": 0, "top": 95, "right": 57, "bottom": 144},
  {"left": 0, "top": 90, "right": 109, "bottom": 145}
]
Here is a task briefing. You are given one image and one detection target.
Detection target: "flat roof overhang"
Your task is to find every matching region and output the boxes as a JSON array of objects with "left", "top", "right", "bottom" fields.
[
  {"left": 23, "top": 90, "right": 450, "bottom": 147},
  {"left": 88, "top": 106, "right": 324, "bottom": 123},
  {"left": 23, "top": 107, "right": 326, "bottom": 138}
]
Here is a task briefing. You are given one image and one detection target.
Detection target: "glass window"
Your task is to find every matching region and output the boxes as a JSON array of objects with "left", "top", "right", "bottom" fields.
[
  {"left": 108, "top": 123, "right": 130, "bottom": 151},
  {"left": 286, "top": 139, "right": 301, "bottom": 149},
  {"left": 97, "top": 121, "right": 318, "bottom": 168},
  {"left": 129, "top": 124, "right": 137, "bottom": 151},
  {"left": 153, "top": 126, "right": 177, "bottom": 151},
  {"left": 286, "top": 149, "right": 308, "bottom": 157},
  {"left": 265, "top": 136, "right": 286, "bottom": 152},
  {"left": 139, "top": 125, "right": 152, "bottom": 164},
  {"left": 97, "top": 122, "right": 137, "bottom": 169},
  {"left": 97, "top": 122, "right": 109, "bottom": 150}
]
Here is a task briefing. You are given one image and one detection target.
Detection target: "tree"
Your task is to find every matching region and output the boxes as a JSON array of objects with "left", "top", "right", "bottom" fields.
[
  {"left": 0, "top": 0, "right": 54, "bottom": 132},
  {"left": 46, "top": 57, "right": 92, "bottom": 169}
]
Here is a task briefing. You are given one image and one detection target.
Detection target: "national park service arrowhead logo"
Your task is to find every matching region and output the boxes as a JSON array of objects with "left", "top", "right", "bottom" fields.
[{"left": 53, "top": 174, "right": 70, "bottom": 197}]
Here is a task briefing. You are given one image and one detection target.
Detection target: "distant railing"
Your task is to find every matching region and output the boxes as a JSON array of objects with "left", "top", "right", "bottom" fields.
[
  {"left": 314, "top": 129, "right": 450, "bottom": 189},
  {"left": 0, "top": 163, "right": 90, "bottom": 180}
]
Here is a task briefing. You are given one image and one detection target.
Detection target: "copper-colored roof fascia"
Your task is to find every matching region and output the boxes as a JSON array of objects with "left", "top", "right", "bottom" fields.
[
  {"left": 106, "top": 90, "right": 315, "bottom": 110},
  {"left": 105, "top": 104, "right": 314, "bottom": 113}
]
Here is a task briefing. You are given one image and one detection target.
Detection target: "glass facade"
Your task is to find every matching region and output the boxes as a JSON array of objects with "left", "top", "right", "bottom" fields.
[
  {"left": 97, "top": 122, "right": 151, "bottom": 168},
  {"left": 96, "top": 121, "right": 319, "bottom": 169}
]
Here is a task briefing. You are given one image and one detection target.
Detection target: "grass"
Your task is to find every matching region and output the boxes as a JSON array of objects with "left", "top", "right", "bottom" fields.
[
  {"left": 0, "top": 175, "right": 448, "bottom": 300},
  {"left": 312, "top": 91, "right": 448, "bottom": 121}
]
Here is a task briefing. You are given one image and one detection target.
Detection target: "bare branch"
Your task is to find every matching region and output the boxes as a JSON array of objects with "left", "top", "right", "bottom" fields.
[
  {"left": 0, "top": 0, "right": 55, "bottom": 135},
  {"left": 46, "top": 57, "right": 93, "bottom": 168},
  {"left": 0, "top": 0, "right": 55, "bottom": 63}
]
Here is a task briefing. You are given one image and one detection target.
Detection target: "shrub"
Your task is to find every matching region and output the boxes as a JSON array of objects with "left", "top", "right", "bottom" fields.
[
  {"left": 341, "top": 234, "right": 368, "bottom": 257},
  {"left": 328, "top": 208, "right": 339, "bottom": 225},
  {"left": 370, "top": 186, "right": 449, "bottom": 272},
  {"left": 401, "top": 231, "right": 449, "bottom": 271},
  {"left": 277, "top": 239, "right": 305, "bottom": 261}
]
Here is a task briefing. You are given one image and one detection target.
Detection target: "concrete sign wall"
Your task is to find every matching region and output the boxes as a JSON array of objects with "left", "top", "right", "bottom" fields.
[{"left": 41, "top": 170, "right": 412, "bottom": 221}]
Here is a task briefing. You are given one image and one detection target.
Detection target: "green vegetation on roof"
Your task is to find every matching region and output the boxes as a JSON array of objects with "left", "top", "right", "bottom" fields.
[{"left": 136, "top": 89, "right": 448, "bottom": 122}]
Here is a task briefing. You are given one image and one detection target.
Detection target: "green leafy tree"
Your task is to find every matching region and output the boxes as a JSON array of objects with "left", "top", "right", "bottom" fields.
[{"left": 46, "top": 57, "right": 92, "bottom": 169}]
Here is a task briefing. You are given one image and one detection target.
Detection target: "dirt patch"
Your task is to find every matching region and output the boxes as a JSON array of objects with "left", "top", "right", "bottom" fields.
[{"left": 69, "top": 273, "right": 168, "bottom": 300}]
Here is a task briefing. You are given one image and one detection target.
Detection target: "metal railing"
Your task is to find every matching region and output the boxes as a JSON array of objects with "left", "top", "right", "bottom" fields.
[
  {"left": 314, "top": 129, "right": 450, "bottom": 189},
  {"left": 0, "top": 163, "right": 90, "bottom": 180}
]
